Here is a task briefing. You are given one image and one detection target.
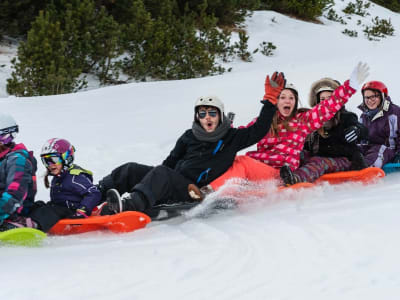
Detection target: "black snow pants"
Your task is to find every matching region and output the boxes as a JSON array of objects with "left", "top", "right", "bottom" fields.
[
  {"left": 98, "top": 163, "right": 194, "bottom": 213},
  {"left": 30, "top": 203, "right": 75, "bottom": 232},
  {"left": 98, "top": 162, "right": 154, "bottom": 200}
]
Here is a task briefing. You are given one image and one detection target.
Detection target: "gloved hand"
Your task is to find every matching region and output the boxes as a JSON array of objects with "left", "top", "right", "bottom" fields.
[
  {"left": 344, "top": 125, "right": 361, "bottom": 143},
  {"left": 349, "top": 62, "right": 369, "bottom": 90},
  {"left": 69, "top": 206, "right": 89, "bottom": 219},
  {"left": 263, "top": 71, "right": 286, "bottom": 105},
  {"left": 392, "top": 152, "right": 400, "bottom": 163}
]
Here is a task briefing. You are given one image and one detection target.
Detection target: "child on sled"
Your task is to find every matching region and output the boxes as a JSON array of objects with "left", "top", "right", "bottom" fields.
[
  {"left": 0, "top": 113, "right": 38, "bottom": 232},
  {"left": 3, "top": 138, "right": 101, "bottom": 232}
]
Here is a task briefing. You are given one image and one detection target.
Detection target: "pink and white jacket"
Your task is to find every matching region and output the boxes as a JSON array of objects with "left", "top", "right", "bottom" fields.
[{"left": 245, "top": 80, "right": 356, "bottom": 170}]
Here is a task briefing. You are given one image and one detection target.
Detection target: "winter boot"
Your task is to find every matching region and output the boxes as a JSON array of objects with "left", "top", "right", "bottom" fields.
[
  {"left": 280, "top": 165, "right": 300, "bottom": 186},
  {"left": 105, "top": 189, "right": 124, "bottom": 214},
  {"left": 350, "top": 151, "right": 368, "bottom": 170},
  {"left": 0, "top": 216, "right": 38, "bottom": 232}
]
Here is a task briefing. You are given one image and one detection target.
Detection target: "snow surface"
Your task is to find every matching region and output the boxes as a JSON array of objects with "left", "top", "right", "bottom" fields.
[{"left": 1, "top": 1, "right": 400, "bottom": 299}]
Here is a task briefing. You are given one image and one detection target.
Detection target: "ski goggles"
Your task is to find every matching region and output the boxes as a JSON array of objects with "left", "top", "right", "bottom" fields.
[
  {"left": 0, "top": 125, "right": 18, "bottom": 136},
  {"left": 41, "top": 154, "right": 63, "bottom": 167},
  {"left": 198, "top": 109, "right": 218, "bottom": 119}
]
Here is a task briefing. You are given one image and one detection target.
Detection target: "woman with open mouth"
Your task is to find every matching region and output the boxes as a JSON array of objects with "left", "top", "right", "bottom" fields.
[{"left": 206, "top": 62, "right": 370, "bottom": 191}]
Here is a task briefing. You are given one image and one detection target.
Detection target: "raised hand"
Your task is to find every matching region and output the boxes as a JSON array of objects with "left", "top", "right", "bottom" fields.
[
  {"left": 349, "top": 62, "right": 370, "bottom": 90},
  {"left": 263, "top": 71, "right": 286, "bottom": 105}
]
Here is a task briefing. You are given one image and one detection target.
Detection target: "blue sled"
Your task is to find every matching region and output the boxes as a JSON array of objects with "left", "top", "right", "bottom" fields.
[{"left": 382, "top": 163, "right": 400, "bottom": 174}]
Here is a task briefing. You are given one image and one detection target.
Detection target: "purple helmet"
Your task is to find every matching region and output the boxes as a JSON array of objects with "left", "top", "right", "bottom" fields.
[{"left": 40, "top": 138, "right": 75, "bottom": 167}]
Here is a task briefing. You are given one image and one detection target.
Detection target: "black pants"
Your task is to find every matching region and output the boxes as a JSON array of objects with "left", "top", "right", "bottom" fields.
[
  {"left": 99, "top": 163, "right": 194, "bottom": 213},
  {"left": 98, "top": 162, "right": 154, "bottom": 197},
  {"left": 30, "top": 203, "right": 75, "bottom": 232}
]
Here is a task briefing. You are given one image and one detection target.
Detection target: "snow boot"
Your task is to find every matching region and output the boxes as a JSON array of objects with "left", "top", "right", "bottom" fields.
[
  {"left": 350, "top": 151, "right": 368, "bottom": 170},
  {"left": 106, "top": 189, "right": 124, "bottom": 214},
  {"left": 280, "top": 165, "right": 300, "bottom": 186},
  {"left": 0, "top": 216, "right": 38, "bottom": 232}
]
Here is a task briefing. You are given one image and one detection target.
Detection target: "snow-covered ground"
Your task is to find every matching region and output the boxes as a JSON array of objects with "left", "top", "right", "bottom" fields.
[{"left": 1, "top": 1, "right": 400, "bottom": 299}]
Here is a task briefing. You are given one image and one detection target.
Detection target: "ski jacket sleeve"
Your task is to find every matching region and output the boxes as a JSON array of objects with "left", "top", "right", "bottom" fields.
[
  {"left": 299, "top": 80, "right": 356, "bottom": 134},
  {"left": 233, "top": 100, "right": 277, "bottom": 150},
  {"left": 162, "top": 133, "right": 187, "bottom": 169},
  {"left": 68, "top": 173, "right": 101, "bottom": 214},
  {"left": 0, "top": 152, "right": 33, "bottom": 221}
]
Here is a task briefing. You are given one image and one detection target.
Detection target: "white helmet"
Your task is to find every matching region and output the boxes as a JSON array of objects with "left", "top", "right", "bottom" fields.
[
  {"left": 194, "top": 95, "right": 225, "bottom": 121},
  {"left": 0, "top": 113, "right": 18, "bottom": 145}
]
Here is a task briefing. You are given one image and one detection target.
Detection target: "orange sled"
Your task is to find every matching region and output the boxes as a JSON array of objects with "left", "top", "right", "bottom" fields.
[
  {"left": 278, "top": 167, "right": 385, "bottom": 190},
  {"left": 49, "top": 211, "right": 151, "bottom": 235},
  {"left": 315, "top": 167, "right": 385, "bottom": 185}
]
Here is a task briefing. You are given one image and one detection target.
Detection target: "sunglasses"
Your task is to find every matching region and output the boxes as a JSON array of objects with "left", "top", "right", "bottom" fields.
[
  {"left": 41, "top": 154, "right": 62, "bottom": 167},
  {"left": 198, "top": 110, "right": 218, "bottom": 119}
]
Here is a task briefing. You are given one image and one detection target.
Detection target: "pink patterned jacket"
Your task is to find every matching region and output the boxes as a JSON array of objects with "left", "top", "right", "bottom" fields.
[{"left": 245, "top": 80, "right": 356, "bottom": 170}]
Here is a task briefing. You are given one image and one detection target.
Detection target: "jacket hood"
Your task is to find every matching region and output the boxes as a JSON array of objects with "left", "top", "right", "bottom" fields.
[{"left": 309, "top": 78, "right": 340, "bottom": 107}]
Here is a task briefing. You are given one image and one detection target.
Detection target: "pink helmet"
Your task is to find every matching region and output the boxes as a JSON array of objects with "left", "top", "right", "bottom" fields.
[{"left": 40, "top": 138, "right": 75, "bottom": 167}]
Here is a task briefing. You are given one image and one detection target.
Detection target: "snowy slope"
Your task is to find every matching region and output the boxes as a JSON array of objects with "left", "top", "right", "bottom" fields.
[{"left": 1, "top": 1, "right": 400, "bottom": 299}]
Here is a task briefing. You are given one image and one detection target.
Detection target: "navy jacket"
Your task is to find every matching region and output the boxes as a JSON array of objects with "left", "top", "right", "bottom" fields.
[{"left": 49, "top": 164, "right": 101, "bottom": 214}]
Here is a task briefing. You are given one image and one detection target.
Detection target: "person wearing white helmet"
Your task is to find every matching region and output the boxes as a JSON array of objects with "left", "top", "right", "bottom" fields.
[
  {"left": 98, "top": 71, "right": 283, "bottom": 216},
  {"left": 0, "top": 113, "right": 38, "bottom": 231}
]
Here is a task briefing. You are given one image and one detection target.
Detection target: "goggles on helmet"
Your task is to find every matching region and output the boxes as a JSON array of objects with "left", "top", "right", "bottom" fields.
[
  {"left": 0, "top": 125, "right": 18, "bottom": 136},
  {"left": 41, "top": 154, "right": 63, "bottom": 167}
]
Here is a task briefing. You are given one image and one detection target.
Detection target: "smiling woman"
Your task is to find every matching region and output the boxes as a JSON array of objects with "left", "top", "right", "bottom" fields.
[
  {"left": 208, "top": 63, "right": 370, "bottom": 191},
  {"left": 358, "top": 80, "right": 400, "bottom": 167}
]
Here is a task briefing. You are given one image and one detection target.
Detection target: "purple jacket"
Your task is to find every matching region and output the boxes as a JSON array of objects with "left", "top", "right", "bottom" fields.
[
  {"left": 49, "top": 164, "right": 101, "bottom": 214},
  {"left": 358, "top": 97, "right": 400, "bottom": 167}
]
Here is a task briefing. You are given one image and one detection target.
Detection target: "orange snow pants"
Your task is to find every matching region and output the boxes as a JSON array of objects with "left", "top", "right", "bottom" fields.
[{"left": 210, "top": 155, "right": 279, "bottom": 191}]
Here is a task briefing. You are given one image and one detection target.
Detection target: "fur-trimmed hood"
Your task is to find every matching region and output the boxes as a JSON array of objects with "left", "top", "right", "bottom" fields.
[{"left": 309, "top": 78, "right": 340, "bottom": 107}]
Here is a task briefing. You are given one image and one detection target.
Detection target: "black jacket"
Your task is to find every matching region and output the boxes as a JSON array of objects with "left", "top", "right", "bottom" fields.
[
  {"left": 162, "top": 101, "right": 276, "bottom": 187},
  {"left": 304, "top": 108, "right": 368, "bottom": 159}
]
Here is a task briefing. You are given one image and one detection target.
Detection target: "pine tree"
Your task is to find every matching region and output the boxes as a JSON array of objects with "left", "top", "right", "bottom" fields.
[
  {"left": 7, "top": 11, "right": 84, "bottom": 96},
  {"left": 121, "top": 0, "right": 154, "bottom": 80},
  {"left": 0, "top": 0, "right": 47, "bottom": 37}
]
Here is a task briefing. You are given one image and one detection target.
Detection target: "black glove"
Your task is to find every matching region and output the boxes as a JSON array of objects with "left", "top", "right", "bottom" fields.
[
  {"left": 69, "top": 206, "right": 89, "bottom": 219},
  {"left": 392, "top": 153, "right": 400, "bottom": 163},
  {"left": 344, "top": 126, "right": 360, "bottom": 143}
]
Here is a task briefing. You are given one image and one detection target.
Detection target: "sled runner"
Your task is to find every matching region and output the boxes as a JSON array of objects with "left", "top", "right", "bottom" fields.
[
  {"left": 0, "top": 228, "right": 46, "bottom": 247},
  {"left": 49, "top": 211, "right": 151, "bottom": 235}
]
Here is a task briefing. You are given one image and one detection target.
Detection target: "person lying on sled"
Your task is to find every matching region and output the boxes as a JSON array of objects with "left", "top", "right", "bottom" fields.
[
  {"left": 5, "top": 138, "right": 102, "bottom": 232},
  {"left": 0, "top": 113, "right": 38, "bottom": 232},
  {"left": 358, "top": 80, "right": 400, "bottom": 168},
  {"left": 97, "top": 71, "right": 282, "bottom": 215},
  {"left": 279, "top": 77, "right": 369, "bottom": 185},
  {"left": 203, "top": 62, "right": 370, "bottom": 192}
]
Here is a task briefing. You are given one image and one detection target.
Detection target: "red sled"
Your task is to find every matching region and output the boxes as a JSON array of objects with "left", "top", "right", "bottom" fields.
[{"left": 49, "top": 211, "right": 151, "bottom": 235}]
